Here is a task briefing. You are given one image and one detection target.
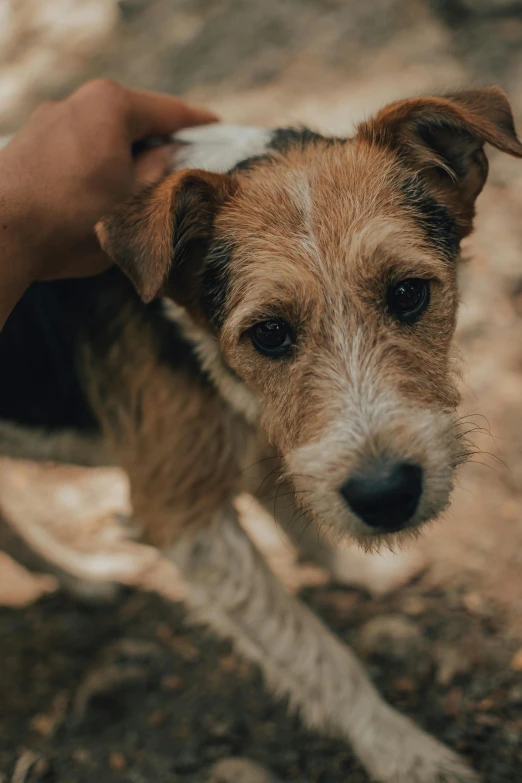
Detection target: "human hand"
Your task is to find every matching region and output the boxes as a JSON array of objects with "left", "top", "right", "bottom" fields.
[{"left": 0, "top": 79, "right": 217, "bottom": 284}]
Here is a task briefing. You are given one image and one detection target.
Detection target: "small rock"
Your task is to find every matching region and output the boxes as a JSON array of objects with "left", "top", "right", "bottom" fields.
[
  {"left": 358, "top": 614, "right": 431, "bottom": 680},
  {"left": 161, "top": 674, "right": 183, "bottom": 691},
  {"left": 207, "top": 758, "right": 281, "bottom": 783},
  {"left": 219, "top": 655, "right": 238, "bottom": 673},
  {"left": 147, "top": 708, "right": 169, "bottom": 727},
  {"left": 434, "top": 643, "right": 473, "bottom": 686},
  {"left": 462, "top": 591, "right": 488, "bottom": 616},
  {"left": 72, "top": 749, "right": 91, "bottom": 765},
  {"left": 156, "top": 624, "right": 198, "bottom": 660},
  {"left": 503, "top": 721, "right": 522, "bottom": 745},
  {"left": 508, "top": 684, "right": 522, "bottom": 704},
  {"left": 391, "top": 676, "right": 416, "bottom": 693},
  {"left": 108, "top": 752, "right": 126, "bottom": 772},
  {"left": 315, "top": 590, "right": 359, "bottom": 615},
  {"left": 510, "top": 647, "right": 522, "bottom": 671},
  {"left": 475, "top": 713, "right": 501, "bottom": 727},
  {"left": 401, "top": 596, "right": 427, "bottom": 616},
  {"left": 104, "top": 638, "right": 163, "bottom": 661},
  {"left": 444, "top": 687, "right": 463, "bottom": 717},
  {"left": 208, "top": 718, "right": 234, "bottom": 739}
]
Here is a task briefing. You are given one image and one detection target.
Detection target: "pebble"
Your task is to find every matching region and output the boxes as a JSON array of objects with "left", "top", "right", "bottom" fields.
[
  {"left": 72, "top": 749, "right": 91, "bottom": 765},
  {"left": 108, "top": 752, "right": 127, "bottom": 772},
  {"left": 503, "top": 722, "right": 522, "bottom": 746},
  {"left": 434, "top": 643, "right": 473, "bottom": 686},
  {"left": 161, "top": 674, "right": 183, "bottom": 691},
  {"left": 206, "top": 758, "right": 282, "bottom": 783},
  {"left": 391, "top": 676, "right": 416, "bottom": 693},
  {"left": 315, "top": 590, "right": 360, "bottom": 615},
  {"left": 508, "top": 684, "right": 522, "bottom": 704},
  {"left": 147, "top": 708, "right": 169, "bottom": 727},
  {"left": 443, "top": 687, "right": 463, "bottom": 717},
  {"left": 475, "top": 713, "right": 501, "bottom": 727},
  {"left": 461, "top": 591, "right": 491, "bottom": 617},
  {"left": 401, "top": 596, "right": 428, "bottom": 616},
  {"left": 510, "top": 646, "right": 522, "bottom": 671},
  {"left": 358, "top": 614, "right": 431, "bottom": 680}
]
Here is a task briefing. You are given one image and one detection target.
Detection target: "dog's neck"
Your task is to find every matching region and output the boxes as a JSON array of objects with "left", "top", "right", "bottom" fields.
[{"left": 161, "top": 298, "right": 260, "bottom": 425}]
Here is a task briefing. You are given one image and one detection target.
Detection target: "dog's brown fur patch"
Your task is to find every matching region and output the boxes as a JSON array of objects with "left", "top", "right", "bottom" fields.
[{"left": 81, "top": 288, "right": 254, "bottom": 549}]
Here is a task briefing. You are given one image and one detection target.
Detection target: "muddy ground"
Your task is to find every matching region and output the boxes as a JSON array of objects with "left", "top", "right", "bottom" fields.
[
  {"left": 1, "top": 582, "right": 522, "bottom": 783},
  {"left": 2, "top": 0, "right": 522, "bottom": 780}
]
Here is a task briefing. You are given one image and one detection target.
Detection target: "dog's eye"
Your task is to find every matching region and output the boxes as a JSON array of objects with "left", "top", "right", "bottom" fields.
[
  {"left": 388, "top": 279, "right": 430, "bottom": 324},
  {"left": 250, "top": 319, "right": 292, "bottom": 357}
]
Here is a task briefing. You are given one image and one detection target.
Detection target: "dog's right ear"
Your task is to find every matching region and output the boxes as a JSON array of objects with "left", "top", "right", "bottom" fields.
[
  {"left": 96, "top": 169, "right": 237, "bottom": 305},
  {"left": 358, "top": 86, "right": 522, "bottom": 240}
]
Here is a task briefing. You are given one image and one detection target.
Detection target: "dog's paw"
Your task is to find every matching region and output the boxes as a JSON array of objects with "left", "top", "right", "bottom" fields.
[{"left": 356, "top": 710, "right": 479, "bottom": 783}]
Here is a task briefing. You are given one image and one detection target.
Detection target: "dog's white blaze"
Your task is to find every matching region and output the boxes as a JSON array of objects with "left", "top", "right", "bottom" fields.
[
  {"left": 172, "top": 124, "right": 273, "bottom": 173},
  {"left": 288, "top": 171, "right": 323, "bottom": 264}
]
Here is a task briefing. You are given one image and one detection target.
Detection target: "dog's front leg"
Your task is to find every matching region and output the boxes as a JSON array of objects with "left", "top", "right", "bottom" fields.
[{"left": 169, "top": 507, "right": 478, "bottom": 783}]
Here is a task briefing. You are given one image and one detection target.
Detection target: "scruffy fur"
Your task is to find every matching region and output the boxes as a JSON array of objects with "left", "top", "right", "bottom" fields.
[{"left": 2, "top": 87, "right": 522, "bottom": 783}]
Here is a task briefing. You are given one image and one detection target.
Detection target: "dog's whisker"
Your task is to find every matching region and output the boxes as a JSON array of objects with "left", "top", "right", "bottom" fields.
[
  {"left": 236, "top": 455, "right": 282, "bottom": 479},
  {"left": 255, "top": 467, "right": 282, "bottom": 498}
]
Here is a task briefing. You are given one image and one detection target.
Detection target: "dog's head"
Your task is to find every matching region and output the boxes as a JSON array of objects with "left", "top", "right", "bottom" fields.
[{"left": 98, "top": 87, "right": 522, "bottom": 545}]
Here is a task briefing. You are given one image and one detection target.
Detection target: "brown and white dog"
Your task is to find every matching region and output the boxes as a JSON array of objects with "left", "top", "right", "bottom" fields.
[{"left": 1, "top": 87, "right": 521, "bottom": 782}]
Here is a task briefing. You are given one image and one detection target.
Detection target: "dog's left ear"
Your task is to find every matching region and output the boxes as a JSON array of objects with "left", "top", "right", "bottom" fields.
[
  {"left": 359, "top": 86, "right": 522, "bottom": 234},
  {"left": 97, "top": 169, "right": 236, "bottom": 305}
]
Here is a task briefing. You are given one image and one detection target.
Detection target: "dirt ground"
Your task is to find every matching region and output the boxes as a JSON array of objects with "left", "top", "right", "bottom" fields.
[{"left": 2, "top": 0, "right": 522, "bottom": 780}]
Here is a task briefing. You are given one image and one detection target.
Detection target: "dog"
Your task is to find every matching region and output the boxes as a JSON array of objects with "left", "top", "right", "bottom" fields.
[{"left": 1, "top": 85, "right": 521, "bottom": 783}]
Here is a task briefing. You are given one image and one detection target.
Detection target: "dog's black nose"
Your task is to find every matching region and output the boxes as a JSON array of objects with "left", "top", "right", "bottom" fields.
[{"left": 340, "top": 460, "right": 423, "bottom": 530}]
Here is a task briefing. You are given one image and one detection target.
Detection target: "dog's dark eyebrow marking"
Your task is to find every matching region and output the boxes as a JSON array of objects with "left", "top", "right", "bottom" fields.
[
  {"left": 227, "top": 154, "right": 271, "bottom": 174},
  {"left": 269, "top": 127, "right": 345, "bottom": 153},
  {"left": 400, "top": 177, "right": 460, "bottom": 261},
  {"left": 201, "top": 238, "right": 234, "bottom": 330},
  {"left": 227, "top": 127, "right": 347, "bottom": 174}
]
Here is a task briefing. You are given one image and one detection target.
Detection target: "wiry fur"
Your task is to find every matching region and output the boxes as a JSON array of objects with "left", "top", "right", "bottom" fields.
[{"left": 3, "top": 88, "right": 522, "bottom": 783}]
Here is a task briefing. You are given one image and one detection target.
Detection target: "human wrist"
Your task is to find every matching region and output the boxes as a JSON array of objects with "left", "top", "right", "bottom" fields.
[
  {"left": 0, "top": 196, "right": 39, "bottom": 328},
  {"left": 0, "top": 169, "right": 46, "bottom": 275}
]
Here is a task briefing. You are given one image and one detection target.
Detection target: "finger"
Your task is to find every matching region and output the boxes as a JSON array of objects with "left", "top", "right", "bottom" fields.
[
  {"left": 133, "top": 143, "right": 182, "bottom": 187},
  {"left": 123, "top": 87, "right": 219, "bottom": 141}
]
